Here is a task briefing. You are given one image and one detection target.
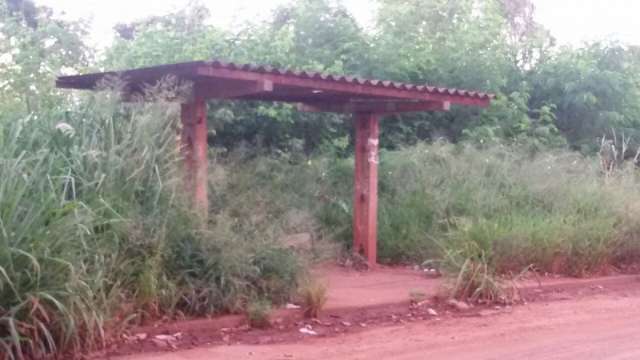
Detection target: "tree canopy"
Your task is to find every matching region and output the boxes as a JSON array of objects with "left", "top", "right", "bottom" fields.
[{"left": 4, "top": 0, "right": 640, "bottom": 154}]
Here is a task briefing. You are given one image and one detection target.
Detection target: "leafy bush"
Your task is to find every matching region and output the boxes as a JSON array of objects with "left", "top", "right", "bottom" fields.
[{"left": 245, "top": 299, "right": 272, "bottom": 329}]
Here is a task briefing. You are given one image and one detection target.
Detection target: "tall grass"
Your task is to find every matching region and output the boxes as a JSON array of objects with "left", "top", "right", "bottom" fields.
[
  {"left": 0, "top": 84, "right": 301, "bottom": 359},
  {"left": 169, "top": 134, "right": 640, "bottom": 307},
  {"left": 225, "top": 141, "right": 640, "bottom": 279},
  {"left": 6, "top": 81, "right": 640, "bottom": 357}
]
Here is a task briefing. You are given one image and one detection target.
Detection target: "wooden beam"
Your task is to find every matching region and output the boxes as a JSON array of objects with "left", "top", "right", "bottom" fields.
[
  {"left": 56, "top": 61, "right": 201, "bottom": 89},
  {"left": 122, "top": 80, "right": 274, "bottom": 102},
  {"left": 353, "top": 112, "right": 379, "bottom": 266},
  {"left": 195, "top": 65, "right": 492, "bottom": 107},
  {"left": 195, "top": 79, "right": 273, "bottom": 100},
  {"left": 298, "top": 101, "right": 450, "bottom": 114},
  {"left": 56, "top": 61, "right": 493, "bottom": 107},
  {"left": 181, "top": 96, "right": 208, "bottom": 217}
]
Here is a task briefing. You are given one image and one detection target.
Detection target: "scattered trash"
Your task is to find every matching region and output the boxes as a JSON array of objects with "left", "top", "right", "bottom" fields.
[
  {"left": 446, "top": 299, "right": 471, "bottom": 311},
  {"left": 299, "top": 325, "right": 318, "bottom": 336},
  {"left": 123, "top": 333, "right": 147, "bottom": 343},
  {"left": 427, "top": 308, "right": 438, "bottom": 316},
  {"left": 341, "top": 321, "right": 352, "bottom": 327},
  {"left": 151, "top": 338, "right": 170, "bottom": 348},
  {"left": 423, "top": 268, "right": 442, "bottom": 278},
  {"left": 311, "top": 318, "right": 332, "bottom": 326},
  {"left": 421, "top": 260, "right": 442, "bottom": 278},
  {"left": 286, "top": 303, "right": 301, "bottom": 310},
  {"left": 412, "top": 300, "right": 430, "bottom": 308},
  {"left": 152, "top": 334, "right": 179, "bottom": 349}
]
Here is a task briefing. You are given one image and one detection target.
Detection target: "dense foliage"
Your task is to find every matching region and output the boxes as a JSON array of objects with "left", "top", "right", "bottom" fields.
[
  {"left": 103, "top": 0, "right": 640, "bottom": 154},
  {"left": 4, "top": 0, "right": 640, "bottom": 154}
]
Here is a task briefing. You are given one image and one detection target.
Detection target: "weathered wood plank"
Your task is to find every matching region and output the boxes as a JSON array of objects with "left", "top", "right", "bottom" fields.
[
  {"left": 195, "top": 66, "right": 491, "bottom": 107},
  {"left": 353, "top": 113, "right": 379, "bottom": 266},
  {"left": 298, "top": 100, "right": 451, "bottom": 114},
  {"left": 180, "top": 97, "right": 208, "bottom": 217},
  {"left": 194, "top": 79, "right": 273, "bottom": 100}
]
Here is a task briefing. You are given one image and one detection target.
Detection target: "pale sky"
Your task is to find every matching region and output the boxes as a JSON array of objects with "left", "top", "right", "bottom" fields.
[{"left": 35, "top": 0, "right": 640, "bottom": 49}]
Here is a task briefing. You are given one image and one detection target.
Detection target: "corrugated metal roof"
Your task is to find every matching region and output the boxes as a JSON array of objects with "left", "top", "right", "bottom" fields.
[
  {"left": 56, "top": 59, "right": 494, "bottom": 107},
  {"left": 201, "top": 60, "right": 494, "bottom": 100}
]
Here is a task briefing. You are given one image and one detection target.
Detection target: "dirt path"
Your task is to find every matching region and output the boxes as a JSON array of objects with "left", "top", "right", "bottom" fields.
[{"left": 115, "top": 283, "right": 640, "bottom": 360}]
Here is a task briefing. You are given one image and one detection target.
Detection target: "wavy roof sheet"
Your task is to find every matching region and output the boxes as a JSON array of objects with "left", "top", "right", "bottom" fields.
[{"left": 57, "top": 59, "right": 494, "bottom": 108}]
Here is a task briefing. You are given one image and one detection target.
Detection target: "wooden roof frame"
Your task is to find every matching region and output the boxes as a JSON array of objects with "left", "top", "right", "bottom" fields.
[
  {"left": 57, "top": 60, "right": 493, "bottom": 110},
  {"left": 56, "top": 59, "right": 494, "bottom": 266}
]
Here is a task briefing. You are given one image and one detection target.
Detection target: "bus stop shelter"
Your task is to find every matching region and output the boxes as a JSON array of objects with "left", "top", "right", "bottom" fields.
[{"left": 57, "top": 59, "right": 493, "bottom": 266}]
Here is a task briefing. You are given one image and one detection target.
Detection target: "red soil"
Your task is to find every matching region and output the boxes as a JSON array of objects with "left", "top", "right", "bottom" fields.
[{"left": 100, "top": 265, "right": 640, "bottom": 360}]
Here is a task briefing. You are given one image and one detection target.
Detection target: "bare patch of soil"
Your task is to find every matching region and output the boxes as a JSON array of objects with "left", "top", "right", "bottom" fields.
[{"left": 97, "top": 266, "right": 640, "bottom": 359}]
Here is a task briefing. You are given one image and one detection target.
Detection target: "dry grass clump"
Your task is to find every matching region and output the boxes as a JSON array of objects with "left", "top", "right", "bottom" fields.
[{"left": 299, "top": 279, "right": 328, "bottom": 318}]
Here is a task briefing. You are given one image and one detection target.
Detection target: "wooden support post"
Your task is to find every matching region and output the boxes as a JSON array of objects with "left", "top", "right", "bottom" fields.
[
  {"left": 181, "top": 97, "right": 209, "bottom": 217},
  {"left": 353, "top": 112, "right": 379, "bottom": 266}
]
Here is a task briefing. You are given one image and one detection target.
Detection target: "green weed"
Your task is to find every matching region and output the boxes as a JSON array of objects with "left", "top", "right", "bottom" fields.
[
  {"left": 0, "top": 84, "right": 303, "bottom": 359},
  {"left": 246, "top": 299, "right": 272, "bottom": 329}
]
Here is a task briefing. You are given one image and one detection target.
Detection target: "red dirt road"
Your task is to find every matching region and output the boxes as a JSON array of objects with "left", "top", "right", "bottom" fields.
[{"left": 116, "top": 284, "right": 640, "bottom": 360}]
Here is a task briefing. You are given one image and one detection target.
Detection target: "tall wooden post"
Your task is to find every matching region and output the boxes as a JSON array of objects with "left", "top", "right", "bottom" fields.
[
  {"left": 353, "top": 112, "right": 379, "bottom": 266},
  {"left": 180, "top": 97, "right": 209, "bottom": 217}
]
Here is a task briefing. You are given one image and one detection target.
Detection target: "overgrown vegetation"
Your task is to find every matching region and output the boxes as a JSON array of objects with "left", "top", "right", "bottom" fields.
[
  {"left": 0, "top": 86, "right": 302, "bottom": 359},
  {"left": 98, "top": 0, "right": 640, "bottom": 155},
  {"left": 223, "top": 143, "right": 640, "bottom": 305},
  {"left": 4, "top": 0, "right": 640, "bottom": 357},
  {"left": 230, "top": 142, "right": 640, "bottom": 277}
]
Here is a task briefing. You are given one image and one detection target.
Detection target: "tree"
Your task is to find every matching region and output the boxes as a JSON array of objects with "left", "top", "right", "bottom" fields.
[
  {"left": 0, "top": 0, "right": 89, "bottom": 117},
  {"left": 499, "top": 0, "right": 554, "bottom": 70},
  {"left": 369, "top": 0, "right": 518, "bottom": 143},
  {"left": 528, "top": 42, "right": 640, "bottom": 152},
  {"left": 104, "top": 3, "right": 231, "bottom": 69}
]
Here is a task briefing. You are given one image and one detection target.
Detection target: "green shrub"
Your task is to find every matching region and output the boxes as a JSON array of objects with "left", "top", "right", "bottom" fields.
[
  {"left": 0, "top": 85, "right": 303, "bottom": 359},
  {"left": 246, "top": 299, "right": 272, "bottom": 329}
]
